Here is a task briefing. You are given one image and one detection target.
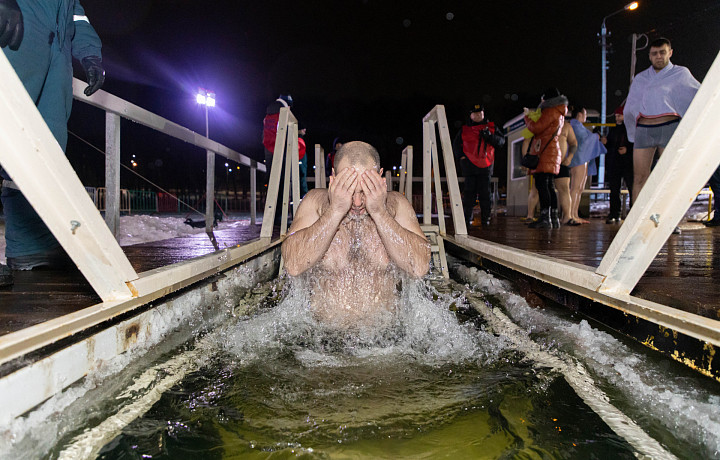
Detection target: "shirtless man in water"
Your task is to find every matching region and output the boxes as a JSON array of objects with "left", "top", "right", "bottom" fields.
[{"left": 281, "top": 141, "right": 430, "bottom": 329}]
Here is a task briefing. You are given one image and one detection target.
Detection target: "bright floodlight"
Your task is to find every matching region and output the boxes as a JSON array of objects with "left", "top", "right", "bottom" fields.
[
  {"left": 625, "top": 2, "right": 639, "bottom": 10},
  {"left": 197, "top": 88, "right": 215, "bottom": 107}
]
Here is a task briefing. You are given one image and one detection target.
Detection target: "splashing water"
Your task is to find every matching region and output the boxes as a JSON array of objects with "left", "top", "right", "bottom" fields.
[
  {"left": 82, "top": 272, "right": 639, "bottom": 458},
  {"left": 11, "top": 265, "right": 655, "bottom": 458},
  {"left": 453, "top": 260, "right": 720, "bottom": 459},
  {"left": 219, "top": 273, "right": 495, "bottom": 366}
]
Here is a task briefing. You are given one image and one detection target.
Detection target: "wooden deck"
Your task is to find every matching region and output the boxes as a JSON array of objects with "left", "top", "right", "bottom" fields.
[
  {"left": 465, "top": 216, "right": 720, "bottom": 321},
  {"left": 0, "top": 220, "right": 266, "bottom": 336},
  {"left": 1, "top": 214, "right": 718, "bottom": 339}
]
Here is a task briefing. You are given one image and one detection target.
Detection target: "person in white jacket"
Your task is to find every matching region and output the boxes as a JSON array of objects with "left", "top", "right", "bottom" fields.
[{"left": 624, "top": 37, "right": 700, "bottom": 204}]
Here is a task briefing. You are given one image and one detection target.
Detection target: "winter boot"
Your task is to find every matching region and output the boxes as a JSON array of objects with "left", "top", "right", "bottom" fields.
[
  {"left": 0, "top": 264, "right": 12, "bottom": 287},
  {"left": 528, "top": 208, "right": 552, "bottom": 229},
  {"left": 550, "top": 208, "right": 561, "bottom": 228}
]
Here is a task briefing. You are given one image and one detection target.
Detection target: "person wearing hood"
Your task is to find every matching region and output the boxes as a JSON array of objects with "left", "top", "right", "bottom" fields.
[
  {"left": 522, "top": 88, "right": 568, "bottom": 229},
  {"left": 452, "top": 103, "right": 505, "bottom": 227}
]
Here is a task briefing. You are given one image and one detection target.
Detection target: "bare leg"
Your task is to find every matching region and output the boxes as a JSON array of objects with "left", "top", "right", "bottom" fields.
[
  {"left": 555, "top": 177, "right": 572, "bottom": 224},
  {"left": 523, "top": 137, "right": 537, "bottom": 221},
  {"left": 632, "top": 147, "right": 658, "bottom": 203},
  {"left": 527, "top": 183, "right": 539, "bottom": 219},
  {"left": 570, "top": 163, "right": 588, "bottom": 223}
]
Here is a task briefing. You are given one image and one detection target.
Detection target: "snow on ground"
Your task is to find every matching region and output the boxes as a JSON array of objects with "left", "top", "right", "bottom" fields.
[
  {"left": 115, "top": 214, "right": 240, "bottom": 246},
  {"left": 0, "top": 213, "right": 255, "bottom": 263}
]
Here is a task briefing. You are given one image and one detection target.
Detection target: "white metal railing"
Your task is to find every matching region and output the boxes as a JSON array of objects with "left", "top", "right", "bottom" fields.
[
  {"left": 422, "top": 105, "right": 466, "bottom": 235},
  {"left": 260, "top": 106, "right": 300, "bottom": 239},
  {"left": 71, "top": 79, "right": 266, "bottom": 233},
  {"left": 0, "top": 47, "right": 270, "bottom": 302}
]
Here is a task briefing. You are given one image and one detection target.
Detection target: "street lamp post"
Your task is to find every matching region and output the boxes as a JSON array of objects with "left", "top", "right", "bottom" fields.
[
  {"left": 630, "top": 32, "right": 649, "bottom": 83},
  {"left": 197, "top": 87, "right": 216, "bottom": 231},
  {"left": 599, "top": 1, "right": 638, "bottom": 184}
]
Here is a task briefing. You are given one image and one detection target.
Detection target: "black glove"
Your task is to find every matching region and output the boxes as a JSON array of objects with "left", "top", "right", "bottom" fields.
[
  {"left": 81, "top": 56, "right": 105, "bottom": 96},
  {"left": 0, "top": 0, "right": 23, "bottom": 50}
]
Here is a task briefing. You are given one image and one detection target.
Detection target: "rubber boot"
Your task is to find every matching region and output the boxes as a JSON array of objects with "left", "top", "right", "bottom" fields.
[
  {"left": 529, "top": 208, "right": 552, "bottom": 229},
  {"left": 550, "top": 208, "right": 561, "bottom": 228}
]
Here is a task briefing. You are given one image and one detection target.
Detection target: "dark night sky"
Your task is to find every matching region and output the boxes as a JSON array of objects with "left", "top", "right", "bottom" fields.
[{"left": 67, "top": 0, "right": 720, "bottom": 189}]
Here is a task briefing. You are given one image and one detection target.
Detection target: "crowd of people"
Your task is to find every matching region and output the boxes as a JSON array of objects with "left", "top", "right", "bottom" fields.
[
  {"left": 517, "top": 37, "right": 705, "bottom": 231},
  {"left": 262, "top": 37, "right": 712, "bottom": 237}
]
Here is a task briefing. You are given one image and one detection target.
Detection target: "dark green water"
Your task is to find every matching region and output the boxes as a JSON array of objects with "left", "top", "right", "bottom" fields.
[{"left": 91, "top": 280, "right": 636, "bottom": 459}]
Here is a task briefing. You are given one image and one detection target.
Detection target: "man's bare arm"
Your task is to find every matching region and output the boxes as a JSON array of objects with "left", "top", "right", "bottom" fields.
[
  {"left": 281, "top": 168, "right": 358, "bottom": 276},
  {"left": 361, "top": 171, "right": 430, "bottom": 278},
  {"left": 562, "top": 124, "right": 578, "bottom": 166}
]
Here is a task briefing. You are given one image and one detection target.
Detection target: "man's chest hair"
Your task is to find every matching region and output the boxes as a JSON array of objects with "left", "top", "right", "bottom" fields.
[{"left": 323, "top": 217, "right": 388, "bottom": 269}]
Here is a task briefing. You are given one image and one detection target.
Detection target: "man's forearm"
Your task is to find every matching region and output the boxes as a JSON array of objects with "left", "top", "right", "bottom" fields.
[
  {"left": 282, "top": 210, "right": 344, "bottom": 276},
  {"left": 371, "top": 211, "right": 430, "bottom": 278}
]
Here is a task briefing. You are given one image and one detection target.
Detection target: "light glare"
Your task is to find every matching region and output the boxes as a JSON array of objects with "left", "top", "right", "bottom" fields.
[{"left": 626, "top": 2, "right": 638, "bottom": 10}]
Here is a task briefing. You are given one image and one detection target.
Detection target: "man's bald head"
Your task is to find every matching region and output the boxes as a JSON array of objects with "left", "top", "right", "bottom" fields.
[{"left": 334, "top": 141, "right": 381, "bottom": 172}]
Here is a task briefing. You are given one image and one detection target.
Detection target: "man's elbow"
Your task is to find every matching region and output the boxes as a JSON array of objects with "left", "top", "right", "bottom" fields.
[
  {"left": 282, "top": 253, "right": 307, "bottom": 277},
  {"left": 281, "top": 243, "right": 303, "bottom": 277},
  {"left": 410, "top": 247, "right": 431, "bottom": 278}
]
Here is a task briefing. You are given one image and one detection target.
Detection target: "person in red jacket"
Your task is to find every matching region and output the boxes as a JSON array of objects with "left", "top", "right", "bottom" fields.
[
  {"left": 262, "top": 94, "right": 294, "bottom": 224},
  {"left": 298, "top": 124, "right": 308, "bottom": 198},
  {"left": 523, "top": 88, "right": 568, "bottom": 229},
  {"left": 452, "top": 104, "right": 505, "bottom": 227}
]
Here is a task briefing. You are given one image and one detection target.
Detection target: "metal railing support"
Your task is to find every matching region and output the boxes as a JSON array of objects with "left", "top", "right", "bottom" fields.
[
  {"left": 105, "top": 112, "right": 121, "bottom": 236},
  {"left": 315, "top": 144, "right": 326, "bottom": 188},
  {"left": 400, "top": 145, "right": 413, "bottom": 197},
  {"left": 250, "top": 162, "right": 257, "bottom": 225},
  {"left": 205, "top": 149, "right": 215, "bottom": 232}
]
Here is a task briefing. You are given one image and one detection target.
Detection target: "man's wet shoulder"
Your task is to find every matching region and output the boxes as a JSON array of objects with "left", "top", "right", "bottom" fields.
[
  {"left": 386, "top": 191, "right": 412, "bottom": 217},
  {"left": 304, "top": 188, "right": 330, "bottom": 212}
]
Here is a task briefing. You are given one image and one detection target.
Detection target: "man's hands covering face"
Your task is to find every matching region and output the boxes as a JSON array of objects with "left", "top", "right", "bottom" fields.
[
  {"left": 361, "top": 169, "right": 387, "bottom": 217},
  {"left": 328, "top": 167, "right": 358, "bottom": 217}
]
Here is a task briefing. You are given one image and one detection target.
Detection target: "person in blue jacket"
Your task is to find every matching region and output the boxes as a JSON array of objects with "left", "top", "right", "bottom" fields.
[
  {"left": 0, "top": 0, "right": 105, "bottom": 286},
  {"left": 567, "top": 107, "right": 606, "bottom": 224}
]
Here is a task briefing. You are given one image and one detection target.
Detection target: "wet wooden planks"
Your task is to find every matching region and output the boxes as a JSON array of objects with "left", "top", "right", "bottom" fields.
[
  {"left": 0, "top": 221, "right": 268, "bottom": 336},
  {"left": 465, "top": 217, "right": 720, "bottom": 320},
  {"left": 1, "top": 215, "right": 718, "bottom": 339}
]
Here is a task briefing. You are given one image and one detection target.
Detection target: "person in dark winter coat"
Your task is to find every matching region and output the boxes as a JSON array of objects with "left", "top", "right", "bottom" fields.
[
  {"left": 604, "top": 105, "right": 634, "bottom": 223},
  {"left": 1, "top": 0, "right": 105, "bottom": 284},
  {"left": 523, "top": 88, "right": 568, "bottom": 229},
  {"left": 452, "top": 104, "right": 505, "bottom": 226}
]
